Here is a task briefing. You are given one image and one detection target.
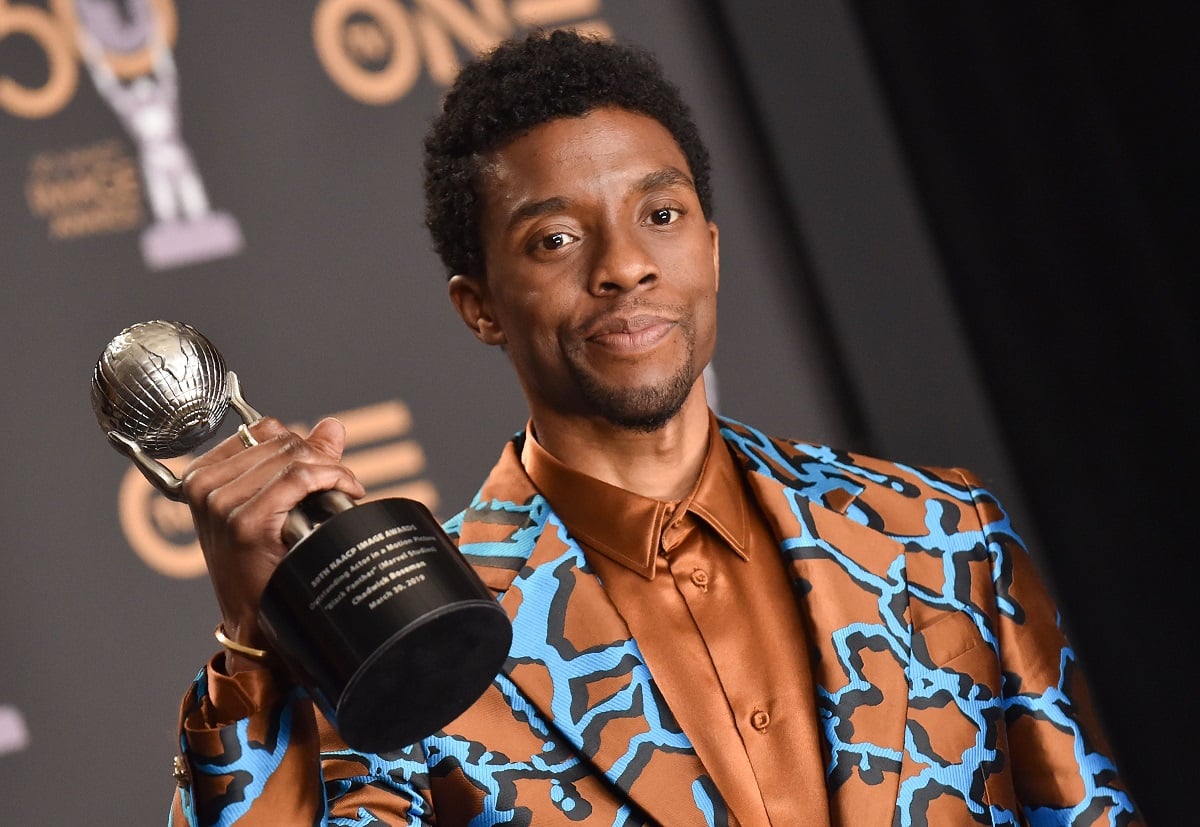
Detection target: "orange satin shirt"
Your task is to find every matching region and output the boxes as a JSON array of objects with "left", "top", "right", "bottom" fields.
[{"left": 519, "top": 414, "right": 831, "bottom": 827}]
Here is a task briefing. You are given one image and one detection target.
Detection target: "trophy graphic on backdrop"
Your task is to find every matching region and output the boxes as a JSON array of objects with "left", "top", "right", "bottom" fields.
[
  {"left": 74, "top": 0, "right": 243, "bottom": 270},
  {"left": 91, "top": 321, "right": 512, "bottom": 752}
]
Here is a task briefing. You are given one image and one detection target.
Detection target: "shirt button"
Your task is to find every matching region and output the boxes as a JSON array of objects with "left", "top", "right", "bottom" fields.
[
  {"left": 690, "top": 568, "right": 709, "bottom": 590},
  {"left": 750, "top": 709, "right": 770, "bottom": 732}
]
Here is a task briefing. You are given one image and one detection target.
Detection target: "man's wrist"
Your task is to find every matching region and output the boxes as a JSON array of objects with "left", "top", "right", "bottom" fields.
[
  {"left": 212, "top": 620, "right": 286, "bottom": 678},
  {"left": 222, "top": 649, "right": 273, "bottom": 676}
]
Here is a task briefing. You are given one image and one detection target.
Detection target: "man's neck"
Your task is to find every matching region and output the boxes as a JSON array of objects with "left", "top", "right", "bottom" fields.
[{"left": 528, "top": 384, "right": 712, "bottom": 502}]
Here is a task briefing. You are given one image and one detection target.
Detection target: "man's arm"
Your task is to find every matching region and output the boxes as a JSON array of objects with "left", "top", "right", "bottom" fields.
[
  {"left": 166, "top": 417, "right": 433, "bottom": 823},
  {"left": 960, "top": 470, "right": 1143, "bottom": 824},
  {"left": 170, "top": 659, "right": 324, "bottom": 824},
  {"left": 168, "top": 655, "right": 433, "bottom": 825}
]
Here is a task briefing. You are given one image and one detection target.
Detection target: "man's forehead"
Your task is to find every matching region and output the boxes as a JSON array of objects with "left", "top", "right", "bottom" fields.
[
  {"left": 497, "top": 105, "right": 682, "bottom": 154},
  {"left": 478, "top": 107, "right": 693, "bottom": 196}
]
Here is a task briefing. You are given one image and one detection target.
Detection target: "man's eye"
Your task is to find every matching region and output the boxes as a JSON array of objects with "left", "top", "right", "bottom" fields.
[
  {"left": 539, "top": 231, "right": 576, "bottom": 250},
  {"left": 649, "top": 207, "right": 681, "bottom": 226}
]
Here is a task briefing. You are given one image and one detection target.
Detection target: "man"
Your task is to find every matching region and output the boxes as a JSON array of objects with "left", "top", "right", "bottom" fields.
[{"left": 170, "top": 30, "right": 1140, "bottom": 826}]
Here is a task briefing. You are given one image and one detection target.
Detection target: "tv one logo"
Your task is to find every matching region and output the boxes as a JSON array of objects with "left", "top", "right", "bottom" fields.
[
  {"left": 1, "top": 1, "right": 610, "bottom": 118},
  {"left": 313, "top": 0, "right": 609, "bottom": 105},
  {"left": 118, "top": 400, "right": 441, "bottom": 578}
]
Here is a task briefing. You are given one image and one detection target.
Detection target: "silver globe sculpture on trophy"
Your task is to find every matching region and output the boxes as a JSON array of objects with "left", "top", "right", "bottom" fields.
[{"left": 92, "top": 320, "right": 511, "bottom": 752}]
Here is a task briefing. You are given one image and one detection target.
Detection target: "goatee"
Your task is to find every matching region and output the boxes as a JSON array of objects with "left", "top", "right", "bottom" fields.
[{"left": 580, "top": 366, "right": 695, "bottom": 432}]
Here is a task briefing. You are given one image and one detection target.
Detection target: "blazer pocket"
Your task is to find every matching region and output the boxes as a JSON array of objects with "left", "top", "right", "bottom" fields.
[{"left": 913, "top": 610, "right": 982, "bottom": 667}]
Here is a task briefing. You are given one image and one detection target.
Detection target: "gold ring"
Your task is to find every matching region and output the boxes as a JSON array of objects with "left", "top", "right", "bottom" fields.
[{"left": 237, "top": 424, "right": 258, "bottom": 449}]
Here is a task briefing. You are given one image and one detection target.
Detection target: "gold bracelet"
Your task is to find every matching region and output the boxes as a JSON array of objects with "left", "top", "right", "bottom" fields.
[{"left": 214, "top": 623, "right": 273, "bottom": 661}]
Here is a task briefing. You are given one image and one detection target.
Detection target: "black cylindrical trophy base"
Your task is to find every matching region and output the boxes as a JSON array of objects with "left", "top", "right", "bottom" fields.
[{"left": 257, "top": 498, "right": 512, "bottom": 754}]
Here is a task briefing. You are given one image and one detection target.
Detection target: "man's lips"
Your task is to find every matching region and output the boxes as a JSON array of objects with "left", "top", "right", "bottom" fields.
[{"left": 584, "top": 314, "right": 676, "bottom": 351}]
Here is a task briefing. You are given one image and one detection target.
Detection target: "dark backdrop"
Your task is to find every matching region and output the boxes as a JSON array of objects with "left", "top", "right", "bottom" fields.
[{"left": 707, "top": 1, "right": 1196, "bottom": 823}]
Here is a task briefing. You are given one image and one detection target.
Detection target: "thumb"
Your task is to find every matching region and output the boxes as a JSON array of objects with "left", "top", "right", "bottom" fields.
[{"left": 307, "top": 417, "right": 349, "bottom": 459}]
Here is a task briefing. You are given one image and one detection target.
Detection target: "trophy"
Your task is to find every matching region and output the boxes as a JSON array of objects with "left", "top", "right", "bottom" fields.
[{"left": 91, "top": 320, "right": 512, "bottom": 752}]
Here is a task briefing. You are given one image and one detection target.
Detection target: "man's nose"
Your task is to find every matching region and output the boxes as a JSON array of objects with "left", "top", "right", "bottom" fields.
[{"left": 588, "top": 227, "right": 658, "bottom": 296}]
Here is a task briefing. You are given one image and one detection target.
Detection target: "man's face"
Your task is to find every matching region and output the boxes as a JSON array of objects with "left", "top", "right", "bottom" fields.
[{"left": 453, "top": 106, "right": 719, "bottom": 432}]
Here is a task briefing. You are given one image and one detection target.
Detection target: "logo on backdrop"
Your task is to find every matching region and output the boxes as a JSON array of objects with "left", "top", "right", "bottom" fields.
[
  {"left": 4, "top": 0, "right": 243, "bottom": 270},
  {"left": 118, "top": 400, "right": 440, "bottom": 578},
  {"left": 26, "top": 138, "right": 144, "bottom": 238},
  {"left": 313, "top": 0, "right": 609, "bottom": 105}
]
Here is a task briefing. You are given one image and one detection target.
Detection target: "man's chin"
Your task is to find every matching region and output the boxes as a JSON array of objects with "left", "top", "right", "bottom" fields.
[
  {"left": 600, "top": 405, "right": 682, "bottom": 434},
  {"left": 581, "top": 375, "right": 695, "bottom": 434}
]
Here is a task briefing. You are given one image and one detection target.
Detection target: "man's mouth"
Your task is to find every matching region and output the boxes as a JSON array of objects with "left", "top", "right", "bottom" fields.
[{"left": 585, "top": 314, "right": 676, "bottom": 351}]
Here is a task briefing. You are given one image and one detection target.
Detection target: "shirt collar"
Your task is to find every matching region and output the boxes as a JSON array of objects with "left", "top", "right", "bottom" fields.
[{"left": 520, "top": 412, "right": 749, "bottom": 579}]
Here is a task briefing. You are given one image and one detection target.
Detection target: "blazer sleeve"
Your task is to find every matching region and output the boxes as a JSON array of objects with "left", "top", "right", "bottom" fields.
[
  {"left": 956, "top": 469, "right": 1144, "bottom": 825},
  {"left": 169, "top": 655, "right": 434, "bottom": 826}
]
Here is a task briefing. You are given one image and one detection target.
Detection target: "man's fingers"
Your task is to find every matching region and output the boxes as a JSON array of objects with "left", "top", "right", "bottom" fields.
[
  {"left": 184, "top": 426, "right": 364, "bottom": 514},
  {"left": 182, "top": 422, "right": 298, "bottom": 504},
  {"left": 186, "top": 416, "right": 350, "bottom": 473},
  {"left": 305, "top": 419, "right": 365, "bottom": 498},
  {"left": 187, "top": 417, "right": 291, "bottom": 471},
  {"left": 223, "top": 461, "right": 362, "bottom": 543},
  {"left": 201, "top": 452, "right": 347, "bottom": 516},
  {"left": 306, "top": 417, "right": 349, "bottom": 459}
]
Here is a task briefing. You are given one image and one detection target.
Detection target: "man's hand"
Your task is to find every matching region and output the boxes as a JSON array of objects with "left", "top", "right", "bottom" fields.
[{"left": 181, "top": 417, "right": 365, "bottom": 673}]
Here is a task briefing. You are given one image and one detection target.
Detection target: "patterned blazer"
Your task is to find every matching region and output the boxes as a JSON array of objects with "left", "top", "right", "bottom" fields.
[{"left": 171, "top": 418, "right": 1140, "bottom": 826}]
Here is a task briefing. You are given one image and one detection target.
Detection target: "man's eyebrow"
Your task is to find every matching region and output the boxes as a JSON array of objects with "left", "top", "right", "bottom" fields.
[
  {"left": 636, "top": 167, "right": 695, "bottom": 193},
  {"left": 507, "top": 196, "right": 571, "bottom": 232},
  {"left": 504, "top": 168, "right": 693, "bottom": 232}
]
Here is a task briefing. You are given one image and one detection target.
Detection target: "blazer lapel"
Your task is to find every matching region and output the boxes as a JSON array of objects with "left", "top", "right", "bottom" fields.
[
  {"left": 455, "top": 440, "right": 721, "bottom": 825},
  {"left": 724, "top": 421, "right": 913, "bottom": 827}
]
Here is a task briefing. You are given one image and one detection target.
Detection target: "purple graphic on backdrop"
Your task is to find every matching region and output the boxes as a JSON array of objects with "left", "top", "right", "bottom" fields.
[
  {"left": 0, "top": 705, "right": 30, "bottom": 757},
  {"left": 74, "top": 0, "right": 242, "bottom": 270}
]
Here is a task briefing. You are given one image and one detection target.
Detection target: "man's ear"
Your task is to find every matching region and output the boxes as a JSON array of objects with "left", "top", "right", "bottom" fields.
[
  {"left": 448, "top": 274, "right": 506, "bottom": 346},
  {"left": 709, "top": 221, "right": 720, "bottom": 293}
]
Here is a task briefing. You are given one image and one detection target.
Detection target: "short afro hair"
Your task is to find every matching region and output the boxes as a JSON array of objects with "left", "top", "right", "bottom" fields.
[{"left": 422, "top": 29, "right": 713, "bottom": 280}]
